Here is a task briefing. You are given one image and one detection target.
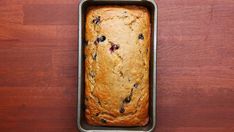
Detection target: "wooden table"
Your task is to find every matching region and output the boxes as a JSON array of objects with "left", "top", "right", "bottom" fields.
[{"left": 0, "top": 0, "right": 233, "bottom": 132}]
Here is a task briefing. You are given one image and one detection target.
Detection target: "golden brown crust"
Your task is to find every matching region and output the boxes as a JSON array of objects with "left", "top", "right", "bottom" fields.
[{"left": 85, "top": 5, "right": 151, "bottom": 126}]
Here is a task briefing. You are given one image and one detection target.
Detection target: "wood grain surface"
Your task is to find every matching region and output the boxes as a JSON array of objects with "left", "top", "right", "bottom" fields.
[{"left": 0, "top": 0, "right": 233, "bottom": 132}]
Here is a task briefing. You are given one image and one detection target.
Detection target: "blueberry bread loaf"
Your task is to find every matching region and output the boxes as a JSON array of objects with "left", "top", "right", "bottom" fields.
[{"left": 85, "top": 6, "right": 151, "bottom": 126}]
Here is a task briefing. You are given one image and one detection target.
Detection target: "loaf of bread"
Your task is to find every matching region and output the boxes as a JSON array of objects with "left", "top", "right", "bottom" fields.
[{"left": 84, "top": 6, "right": 151, "bottom": 126}]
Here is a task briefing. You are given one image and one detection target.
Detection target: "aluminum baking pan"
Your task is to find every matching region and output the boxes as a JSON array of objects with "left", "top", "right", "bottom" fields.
[{"left": 77, "top": 0, "right": 157, "bottom": 131}]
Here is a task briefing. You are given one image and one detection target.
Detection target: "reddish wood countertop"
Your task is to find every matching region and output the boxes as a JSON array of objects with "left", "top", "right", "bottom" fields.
[{"left": 0, "top": 0, "right": 233, "bottom": 132}]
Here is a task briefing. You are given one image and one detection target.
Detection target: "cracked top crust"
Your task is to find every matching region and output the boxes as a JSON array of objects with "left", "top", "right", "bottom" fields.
[{"left": 85, "top": 6, "right": 151, "bottom": 126}]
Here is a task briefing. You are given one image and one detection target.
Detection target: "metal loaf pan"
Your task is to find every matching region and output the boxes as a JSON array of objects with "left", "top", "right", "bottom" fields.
[{"left": 78, "top": 0, "right": 157, "bottom": 131}]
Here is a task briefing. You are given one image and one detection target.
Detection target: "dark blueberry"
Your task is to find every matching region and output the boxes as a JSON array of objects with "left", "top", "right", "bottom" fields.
[
  {"left": 124, "top": 96, "right": 131, "bottom": 103},
  {"left": 96, "top": 113, "right": 99, "bottom": 116},
  {"left": 138, "top": 33, "right": 144, "bottom": 40},
  {"left": 99, "top": 36, "right": 106, "bottom": 42},
  {"left": 134, "top": 83, "right": 139, "bottom": 88},
  {"left": 110, "top": 43, "right": 120, "bottom": 53},
  {"left": 92, "top": 16, "right": 101, "bottom": 24},
  {"left": 93, "top": 53, "right": 97, "bottom": 60},
  {"left": 120, "top": 107, "right": 125, "bottom": 113},
  {"left": 100, "top": 119, "right": 107, "bottom": 123},
  {"left": 95, "top": 36, "right": 106, "bottom": 44}
]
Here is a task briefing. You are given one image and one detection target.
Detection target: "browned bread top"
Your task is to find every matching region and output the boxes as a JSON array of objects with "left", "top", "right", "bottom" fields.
[{"left": 85, "top": 6, "right": 151, "bottom": 126}]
